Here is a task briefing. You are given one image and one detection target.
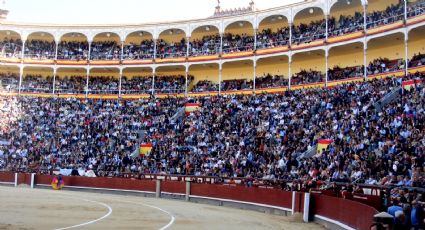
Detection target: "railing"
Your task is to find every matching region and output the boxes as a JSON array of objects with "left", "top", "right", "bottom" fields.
[
  {"left": 328, "top": 24, "right": 364, "bottom": 37},
  {"left": 256, "top": 39, "right": 289, "bottom": 49},
  {"left": 122, "top": 53, "right": 154, "bottom": 60},
  {"left": 373, "top": 86, "right": 401, "bottom": 112},
  {"left": 90, "top": 54, "right": 121, "bottom": 60},
  {"left": 366, "top": 13, "right": 404, "bottom": 29},
  {"left": 57, "top": 54, "right": 88, "bottom": 60},
  {"left": 222, "top": 44, "right": 254, "bottom": 54},
  {"left": 23, "top": 53, "right": 55, "bottom": 60},
  {"left": 87, "top": 89, "right": 119, "bottom": 95},
  {"left": 157, "top": 51, "right": 186, "bottom": 59},
  {"left": 291, "top": 32, "right": 325, "bottom": 45},
  {"left": 408, "top": 2, "right": 425, "bottom": 18},
  {"left": 20, "top": 87, "right": 53, "bottom": 93},
  {"left": 121, "top": 89, "right": 152, "bottom": 95}
]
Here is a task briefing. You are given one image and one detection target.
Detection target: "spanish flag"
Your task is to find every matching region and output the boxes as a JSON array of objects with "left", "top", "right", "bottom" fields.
[
  {"left": 317, "top": 139, "right": 332, "bottom": 154},
  {"left": 140, "top": 143, "right": 153, "bottom": 156},
  {"left": 402, "top": 80, "right": 415, "bottom": 91},
  {"left": 185, "top": 103, "right": 201, "bottom": 114}
]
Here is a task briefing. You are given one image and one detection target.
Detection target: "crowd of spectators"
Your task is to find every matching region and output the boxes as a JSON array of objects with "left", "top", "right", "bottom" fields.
[
  {"left": 0, "top": 38, "right": 22, "bottom": 58},
  {"left": 328, "top": 65, "right": 364, "bottom": 81},
  {"left": 88, "top": 76, "right": 119, "bottom": 94},
  {"left": 123, "top": 40, "right": 155, "bottom": 60},
  {"left": 0, "top": 73, "right": 19, "bottom": 92},
  {"left": 409, "top": 53, "right": 425, "bottom": 68},
  {"left": 21, "top": 75, "right": 53, "bottom": 93},
  {"left": 156, "top": 39, "right": 187, "bottom": 58},
  {"left": 1, "top": 1, "right": 423, "bottom": 62},
  {"left": 90, "top": 41, "right": 121, "bottom": 60},
  {"left": 256, "top": 28, "right": 289, "bottom": 49},
  {"left": 154, "top": 75, "right": 194, "bottom": 94},
  {"left": 222, "top": 33, "right": 254, "bottom": 53},
  {"left": 54, "top": 76, "right": 87, "bottom": 94},
  {"left": 121, "top": 76, "right": 153, "bottom": 94},
  {"left": 367, "top": 58, "right": 404, "bottom": 75},
  {"left": 24, "top": 40, "right": 55, "bottom": 60},
  {"left": 57, "top": 41, "right": 89, "bottom": 60},
  {"left": 291, "top": 69, "right": 325, "bottom": 85},
  {"left": 189, "top": 35, "right": 221, "bottom": 56},
  {"left": 3, "top": 75, "right": 421, "bottom": 182},
  {"left": 191, "top": 80, "right": 219, "bottom": 92},
  {"left": 255, "top": 74, "right": 288, "bottom": 88}
]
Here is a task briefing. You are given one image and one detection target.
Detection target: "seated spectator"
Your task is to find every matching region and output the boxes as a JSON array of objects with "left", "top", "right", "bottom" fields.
[
  {"left": 0, "top": 72, "right": 19, "bottom": 92},
  {"left": 191, "top": 80, "right": 219, "bottom": 92},
  {"left": 121, "top": 76, "right": 153, "bottom": 94},
  {"left": 21, "top": 75, "right": 53, "bottom": 93},
  {"left": 291, "top": 69, "right": 325, "bottom": 85}
]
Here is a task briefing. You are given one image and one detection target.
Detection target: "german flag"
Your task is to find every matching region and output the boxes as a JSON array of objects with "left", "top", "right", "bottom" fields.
[
  {"left": 317, "top": 139, "right": 332, "bottom": 154},
  {"left": 139, "top": 143, "right": 153, "bottom": 156},
  {"left": 185, "top": 103, "right": 201, "bottom": 114}
]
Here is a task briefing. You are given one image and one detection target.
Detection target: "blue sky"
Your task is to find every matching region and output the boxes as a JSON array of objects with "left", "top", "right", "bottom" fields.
[{"left": 5, "top": 0, "right": 301, "bottom": 24}]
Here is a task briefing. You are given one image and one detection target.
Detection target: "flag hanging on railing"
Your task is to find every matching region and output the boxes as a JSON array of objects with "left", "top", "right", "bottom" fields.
[{"left": 139, "top": 143, "right": 153, "bottom": 156}]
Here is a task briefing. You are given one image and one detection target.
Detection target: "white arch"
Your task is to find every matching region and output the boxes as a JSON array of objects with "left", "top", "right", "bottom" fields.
[
  {"left": 91, "top": 31, "right": 121, "bottom": 42},
  {"left": 189, "top": 24, "right": 220, "bottom": 37},
  {"left": 223, "top": 20, "right": 255, "bottom": 32},
  {"left": 292, "top": 2, "right": 327, "bottom": 22},
  {"left": 123, "top": 29, "right": 154, "bottom": 42},
  {"left": 256, "top": 8, "right": 291, "bottom": 28},
  {"left": 58, "top": 32, "right": 89, "bottom": 42},
  {"left": 223, "top": 16, "right": 255, "bottom": 31},
  {"left": 257, "top": 14, "right": 290, "bottom": 29},
  {"left": 156, "top": 25, "right": 190, "bottom": 39}
]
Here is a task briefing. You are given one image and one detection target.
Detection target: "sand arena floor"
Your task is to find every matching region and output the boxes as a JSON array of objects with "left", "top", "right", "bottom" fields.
[{"left": 0, "top": 185, "right": 325, "bottom": 230}]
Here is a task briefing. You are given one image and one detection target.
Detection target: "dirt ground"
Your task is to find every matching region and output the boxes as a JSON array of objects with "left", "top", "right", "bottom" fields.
[{"left": 0, "top": 186, "right": 325, "bottom": 230}]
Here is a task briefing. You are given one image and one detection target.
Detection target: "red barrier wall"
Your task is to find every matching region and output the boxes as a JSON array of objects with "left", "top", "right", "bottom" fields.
[
  {"left": 161, "top": 180, "right": 186, "bottom": 194},
  {"left": 190, "top": 183, "right": 292, "bottom": 209},
  {"left": 0, "top": 172, "right": 15, "bottom": 183},
  {"left": 312, "top": 193, "right": 378, "bottom": 230},
  {"left": 35, "top": 175, "right": 156, "bottom": 192}
]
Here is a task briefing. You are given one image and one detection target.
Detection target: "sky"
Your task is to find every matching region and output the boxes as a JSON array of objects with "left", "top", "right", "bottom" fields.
[{"left": 4, "top": 0, "right": 302, "bottom": 24}]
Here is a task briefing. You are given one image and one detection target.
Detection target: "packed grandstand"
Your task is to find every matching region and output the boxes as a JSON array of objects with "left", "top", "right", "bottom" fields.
[{"left": 1, "top": 0, "right": 425, "bottom": 229}]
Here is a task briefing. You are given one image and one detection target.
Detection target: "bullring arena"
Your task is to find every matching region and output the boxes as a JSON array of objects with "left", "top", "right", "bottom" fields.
[
  {"left": 1, "top": 0, "right": 425, "bottom": 229},
  {"left": 0, "top": 186, "right": 323, "bottom": 230}
]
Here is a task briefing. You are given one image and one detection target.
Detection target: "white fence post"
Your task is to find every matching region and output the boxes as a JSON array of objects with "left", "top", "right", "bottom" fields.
[
  {"left": 30, "top": 173, "right": 35, "bottom": 188},
  {"left": 303, "top": 193, "right": 310, "bottom": 222},
  {"left": 14, "top": 173, "right": 18, "bottom": 187}
]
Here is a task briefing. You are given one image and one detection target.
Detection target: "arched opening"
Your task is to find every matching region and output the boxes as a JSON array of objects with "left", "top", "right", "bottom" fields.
[
  {"left": 328, "top": 42, "right": 364, "bottom": 81},
  {"left": 58, "top": 32, "right": 89, "bottom": 61},
  {"left": 189, "top": 63, "right": 219, "bottom": 93},
  {"left": 329, "top": 0, "right": 364, "bottom": 37},
  {"left": 155, "top": 65, "right": 189, "bottom": 94},
  {"left": 55, "top": 67, "right": 87, "bottom": 94},
  {"left": 25, "top": 32, "right": 55, "bottom": 60},
  {"left": 292, "top": 7, "right": 326, "bottom": 45},
  {"left": 257, "top": 15, "right": 289, "bottom": 49},
  {"left": 124, "top": 31, "right": 154, "bottom": 60},
  {"left": 0, "top": 65, "right": 19, "bottom": 92},
  {"left": 0, "top": 30, "right": 22, "bottom": 59},
  {"left": 291, "top": 50, "right": 326, "bottom": 86},
  {"left": 157, "top": 29, "right": 187, "bottom": 59},
  {"left": 91, "top": 32, "right": 121, "bottom": 60},
  {"left": 408, "top": 26, "right": 425, "bottom": 70},
  {"left": 190, "top": 25, "right": 220, "bottom": 56},
  {"left": 222, "top": 60, "right": 254, "bottom": 91},
  {"left": 88, "top": 68, "right": 120, "bottom": 94},
  {"left": 122, "top": 67, "right": 153, "bottom": 95},
  {"left": 367, "top": 33, "right": 404, "bottom": 76},
  {"left": 223, "top": 21, "right": 254, "bottom": 53},
  {"left": 366, "top": 0, "right": 403, "bottom": 29},
  {"left": 21, "top": 66, "right": 54, "bottom": 93},
  {"left": 256, "top": 55, "right": 289, "bottom": 89}
]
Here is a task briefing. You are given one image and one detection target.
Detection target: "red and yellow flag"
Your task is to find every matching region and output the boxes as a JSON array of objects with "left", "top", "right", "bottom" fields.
[
  {"left": 140, "top": 143, "right": 153, "bottom": 155},
  {"left": 317, "top": 139, "right": 332, "bottom": 154},
  {"left": 185, "top": 103, "right": 201, "bottom": 114}
]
